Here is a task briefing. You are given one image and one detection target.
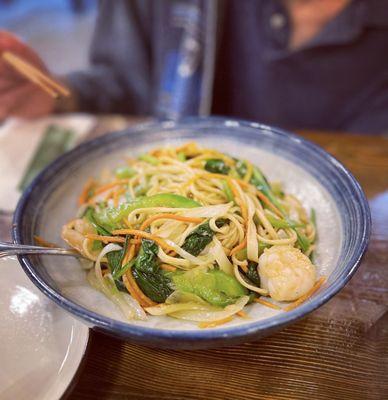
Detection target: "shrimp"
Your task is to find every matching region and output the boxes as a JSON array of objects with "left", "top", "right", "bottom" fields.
[{"left": 258, "top": 245, "right": 316, "bottom": 302}]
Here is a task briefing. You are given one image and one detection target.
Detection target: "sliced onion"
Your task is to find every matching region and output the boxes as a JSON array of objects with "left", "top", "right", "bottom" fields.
[
  {"left": 92, "top": 243, "right": 146, "bottom": 320},
  {"left": 165, "top": 290, "right": 209, "bottom": 305},
  {"left": 81, "top": 238, "right": 102, "bottom": 262},
  {"left": 95, "top": 243, "right": 122, "bottom": 282},
  {"left": 145, "top": 302, "right": 210, "bottom": 316},
  {"left": 182, "top": 203, "right": 232, "bottom": 218},
  {"left": 233, "top": 264, "right": 267, "bottom": 295},
  {"left": 157, "top": 247, "right": 192, "bottom": 269},
  {"left": 152, "top": 220, "right": 190, "bottom": 245},
  {"left": 127, "top": 207, "right": 197, "bottom": 224},
  {"left": 169, "top": 296, "right": 249, "bottom": 322},
  {"left": 76, "top": 203, "right": 89, "bottom": 218},
  {"left": 212, "top": 237, "right": 233, "bottom": 275},
  {"left": 164, "top": 239, "right": 215, "bottom": 265}
]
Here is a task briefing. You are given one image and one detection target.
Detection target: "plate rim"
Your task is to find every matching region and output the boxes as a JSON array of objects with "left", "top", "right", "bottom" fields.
[
  {"left": 12, "top": 116, "right": 371, "bottom": 343},
  {"left": 48, "top": 320, "right": 89, "bottom": 400}
]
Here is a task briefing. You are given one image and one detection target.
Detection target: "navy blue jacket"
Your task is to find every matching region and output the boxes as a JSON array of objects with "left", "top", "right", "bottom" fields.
[{"left": 68, "top": 0, "right": 388, "bottom": 133}]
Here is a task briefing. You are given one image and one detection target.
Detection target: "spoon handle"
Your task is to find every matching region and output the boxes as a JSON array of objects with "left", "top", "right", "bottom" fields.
[{"left": 0, "top": 241, "right": 81, "bottom": 258}]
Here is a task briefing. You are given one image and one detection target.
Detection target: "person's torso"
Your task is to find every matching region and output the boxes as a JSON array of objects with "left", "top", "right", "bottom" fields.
[{"left": 211, "top": 0, "right": 388, "bottom": 132}]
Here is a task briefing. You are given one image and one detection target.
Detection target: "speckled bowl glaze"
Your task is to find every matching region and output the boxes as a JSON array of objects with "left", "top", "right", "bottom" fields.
[{"left": 13, "top": 117, "right": 371, "bottom": 349}]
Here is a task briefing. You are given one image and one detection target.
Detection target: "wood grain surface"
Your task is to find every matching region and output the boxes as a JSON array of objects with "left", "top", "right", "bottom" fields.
[{"left": 64, "top": 130, "right": 388, "bottom": 400}]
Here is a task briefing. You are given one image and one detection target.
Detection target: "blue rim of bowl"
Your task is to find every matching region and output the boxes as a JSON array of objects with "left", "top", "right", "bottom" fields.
[{"left": 12, "top": 116, "right": 371, "bottom": 342}]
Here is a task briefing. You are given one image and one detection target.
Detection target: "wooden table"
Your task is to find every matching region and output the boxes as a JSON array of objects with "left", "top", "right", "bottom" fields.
[
  {"left": 1, "top": 126, "right": 386, "bottom": 399},
  {"left": 62, "top": 130, "right": 388, "bottom": 400}
]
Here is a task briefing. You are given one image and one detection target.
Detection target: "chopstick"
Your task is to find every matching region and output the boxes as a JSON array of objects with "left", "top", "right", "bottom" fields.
[{"left": 2, "top": 51, "right": 70, "bottom": 98}]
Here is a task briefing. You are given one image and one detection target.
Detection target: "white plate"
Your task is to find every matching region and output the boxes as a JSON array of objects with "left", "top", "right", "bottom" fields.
[{"left": 0, "top": 257, "right": 89, "bottom": 400}]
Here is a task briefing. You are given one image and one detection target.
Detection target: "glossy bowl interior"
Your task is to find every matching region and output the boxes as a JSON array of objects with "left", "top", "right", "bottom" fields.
[{"left": 13, "top": 117, "right": 370, "bottom": 349}]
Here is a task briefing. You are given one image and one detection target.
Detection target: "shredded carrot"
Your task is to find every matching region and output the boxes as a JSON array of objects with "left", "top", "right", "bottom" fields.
[
  {"left": 122, "top": 273, "right": 144, "bottom": 305},
  {"left": 85, "top": 234, "right": 126, "bottom": 244},
  {"left": 121, "top": 244, "right": 136, "bottom": 266},
  {"left": 199, "top": 316, "right": 234, "bottom": 329},
  {"left": 128, "top": 269, "right": 157, "bottom": 307},
  {"left": 160, "top": 263, "right": 177, "bottom": 272},
  {"left": 236, "top": 310, "right": 249, "bottom": 318},
  {"left": 105, "top": 185, "right": 126, "bottom": 204},
  {"left": 253, "top": 297, "right": 282, "bottom": 310},
  {"left": 111, "top": 229, "right": 175, "bottom": 252},
  {"left": 125, "top": 157, "right": 136, "bottom": 166},
  {"left": 104, "top": 190, "right": 114, "bottom": 201},
  {"left": 230, "top": 237, "right": 247, "bottom": 257},
  {"left": 255, "top": 190, "right": 283, "bottom": 217},
  {"left": 34, "top": 235, "right": 58, "bottom": 248},
  {"left": 140, "top": 213, "right": 204, "bottom": 231},
  {"left": 85, "top": 234, "right": 141, "bottom": 245},
  {"left": 149, "top": 149, "right": 161, "bottom": 157},
  {"left": 223, "top": 247, "right": 231, "bottom": 256},
  {"left": 239, "top": 264, "right": 248, "bottom": 274},
  {"left": 123, "top": 269, "right": 157, "bottom": 308},
  {"left": 284, "top": 277, "right": 326, "bottom": 312},
  {"left": 243, "top": 160, "right": 253, "bottom": 183},
  {"left": 78, "top": 178, "right": 95, "bottom": 205},
  {"left": 87, "top": 180, "right": 129, "bottom": 203},
  {"left": 113, "top": 187, "right": 124, "bottom": 208},
  {"left": 123, "top": 219, "right": 132, "bottom": 228}
]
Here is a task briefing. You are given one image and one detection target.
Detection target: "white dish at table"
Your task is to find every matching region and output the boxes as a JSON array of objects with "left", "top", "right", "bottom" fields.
[{"left": 0, "top": 257, "right": 89, "bottom": 400}]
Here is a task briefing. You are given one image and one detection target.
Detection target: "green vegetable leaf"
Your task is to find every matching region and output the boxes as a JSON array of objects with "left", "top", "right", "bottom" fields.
[
  {"left": 266, "top": 214, "right": 305, "bottom": 229},
  {"left": 171, "top": 269, "right": 247, "bottom": 307},
  {"left": 114, "top": 258, "right": 136, "bottom": 280},
  {"left": 181, "top": 220, "right": 225, "bottom": 256},
  {"left": 204, "top": 159, "right": 230, "bottom": 175},
  {"left": 134, "top": 238, "right": 159, "bottom": 273},
  {"left": 84, "top": 207, "right": 112, "bottom": 235},
  {"left": 114, "top": 278, "right": 128, "bottom": 292},
  {"left": 222, "top": 180, "right": 234, "bottom": 202},
  {"left": 245, "top": 261, "right": 261, "bottom": 286},
  {"left": 94, "top": 193, "right": 200, "bottom": 227},
  {"left": 114, "top": 166, "right": 136, "bottom": 179},
  {"left": 271, "top": 182, "right": 285, "bottom": 198},
  {"left": 235, "top": 160, "right": 247, "bottom": 178},
  {"left": 296, "top": 231, "right": 310, "bottom": 253},
  {"left": 132, "top": 238, "right": 173, "bottom": 303},
  {"left": 311, "top": 208, "right": 317, "bottom": 230},
  {"left": 139, "top": 154, "right": 159, "bottom": 165},
  {"left": 250, "top": 168, "right": 281, "bottom": 209},
  {"left": 106, "top": 235, "right": 130, "bottom": 279},
  {"left": 92, "top": 240, "right": 103, "bottom": 252},
  {"left": 177, "top": 151, "right": 186, "bottom": 162}
]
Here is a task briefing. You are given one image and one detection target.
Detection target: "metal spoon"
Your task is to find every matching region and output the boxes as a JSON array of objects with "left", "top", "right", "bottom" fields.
[{"left": 0, "top": 241, "right": 83, "bottom": 258}]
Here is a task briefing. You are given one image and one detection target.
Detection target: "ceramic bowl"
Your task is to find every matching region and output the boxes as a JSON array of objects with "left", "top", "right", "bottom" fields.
[{"left": 13, "top": 117, "right": 371, "bottom": 349}]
